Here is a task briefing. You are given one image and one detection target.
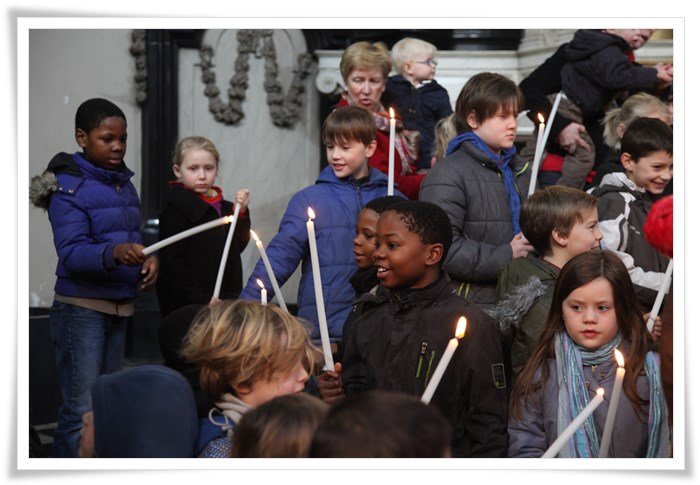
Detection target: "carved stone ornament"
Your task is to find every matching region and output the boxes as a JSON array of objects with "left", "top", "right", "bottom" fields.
[
  {"left": 130, "top": 29, "right": 148, "bottom": 105},
  {"left": 198, "top": 29, "right": 315, "bottom": 128}
]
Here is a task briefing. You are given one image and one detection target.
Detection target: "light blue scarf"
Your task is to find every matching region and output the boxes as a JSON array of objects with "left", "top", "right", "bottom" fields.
[{"left": 553, "top": 331, "right": 670, "bottom": 458}]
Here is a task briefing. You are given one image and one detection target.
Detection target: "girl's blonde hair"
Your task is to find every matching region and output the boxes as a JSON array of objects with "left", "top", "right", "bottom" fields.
[
  {"left": 172, "top": 136, "right": 221, "bottom": 167},
  {"left": 340, "top": 41, "right": 392, "bottom": 82},
  {"left": 432, "top": 113, "right": 457, "bottom": 161},
  {"left": 602, "top": 93, "right": 670, "bottom": 149},
  {"left": 180, "top": 300, "right": 321, "bottom": 401}
]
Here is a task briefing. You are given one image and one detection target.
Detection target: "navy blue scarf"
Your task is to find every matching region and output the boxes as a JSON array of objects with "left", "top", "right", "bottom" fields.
[{"left": 446, "top": 132, "right": 522, "bottom": 235}]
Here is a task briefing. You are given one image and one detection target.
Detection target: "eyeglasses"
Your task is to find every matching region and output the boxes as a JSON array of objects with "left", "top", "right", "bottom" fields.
[{"left": 414, "top": 59, "right": 438, "bottom": 67}]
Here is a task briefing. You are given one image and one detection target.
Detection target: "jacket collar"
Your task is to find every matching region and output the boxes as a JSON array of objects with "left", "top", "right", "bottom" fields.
[
  {"left": 355, "top": 272, "right": 453, "bottom": 310},
  {"left": 72, "top": 151, "right": 134, "bottom": 185},
  {"left": 316, "top": 165, "right": 389, "bottom": 189},
  {"left": 163, "top": 183, "right": 233, "bottom": 223}
]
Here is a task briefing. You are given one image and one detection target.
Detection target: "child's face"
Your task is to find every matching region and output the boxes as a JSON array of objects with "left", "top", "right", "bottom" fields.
[
  {"left": 326, "top": 138, "right": 375, "bottom": 180},
  {"left": 605, "top": 29, "right": 644, "bottom": 48},
  {"left": 621, "top": 150, "right": 673, "bottom": 195},
  {"left": 405, "top": 54, "right": 436, "bottom": 83},
  {"left": 559, "top": 208, "right": 603, "bottom": 262},
  {"left": 75, "top": 116, "right": 127, "bottom": 171},
  {"left": 353, "top": 208, "right": 380, "bottom": 270},
  {"left": 173, "top": 148, "right": 218, "bottom": 194},
  {"left": 562, "top": 277, "right": 618, "bottom": 351},
  {"left": 242, "top": 359, "right": 309, "bottom": 409},
  {"left": 467, "top": 107, "right": 517, "bottom": 154},
  {"left": 373, "top": 210, "right": 439, "bottom": 289},
  {"left": 345, "top": 67, "right": 386, "bottom": 111}
]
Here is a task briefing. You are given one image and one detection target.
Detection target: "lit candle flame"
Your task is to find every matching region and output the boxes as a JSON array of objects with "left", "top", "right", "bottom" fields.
[
  {"left": 455, "top": 316, "right": 467, "bottom": 339},
  {"left": 596, "top": 388, "right": 605, "bottom": 397},
  {"left": 250, "top": 230, "right": 260, "bottom": 242},
  {"left": 614, "top": 348, "right": 625, "bottom": 368},
  {"left": 256, "top": 278, "right": 265, "bottom": 289},
  {"left": 308, "top": 207, "right": 316, "bottom": 220},
  {"left": 389, "top": 107, "right": 395, "bottom": 119},
  {"left": 537, "top": 113, "right": 544, "bottom": 123}
]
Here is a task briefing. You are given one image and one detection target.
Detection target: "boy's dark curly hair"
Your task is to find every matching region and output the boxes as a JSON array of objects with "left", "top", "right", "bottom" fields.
[
  {"left": 388, "top": 201, "right": 452, "bottom": 265},
  {"left": 75, "top": 98, "right": 126, "bottom": 134}
]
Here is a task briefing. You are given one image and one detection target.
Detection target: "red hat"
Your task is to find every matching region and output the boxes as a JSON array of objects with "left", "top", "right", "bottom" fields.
[{"left": 643, "top": 196, "right": 673, "bottom": 257}]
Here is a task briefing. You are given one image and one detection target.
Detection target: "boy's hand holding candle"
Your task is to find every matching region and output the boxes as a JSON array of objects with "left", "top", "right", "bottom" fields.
[{"left": 113, "top": 242, "right": 147, "bottom": 265}]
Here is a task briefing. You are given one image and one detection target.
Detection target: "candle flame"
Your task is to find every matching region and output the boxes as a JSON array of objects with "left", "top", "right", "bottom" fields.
[
  {"left": 596, "top": 388, "right": 605, "bottom": 397},
  {"left": 250, "top": 230, "right": 260, "bottom": 242},
  {"left": 389, "top": 107, "right": 395, "bottom": 119},
  {"left": 537, "top": 113, "right": 544, "bottom": 123},
  {"left": 614, "top": 348, "right": 625, "bottom": 368},
  {"left": 308, "top": 207, "right": 316, "bottom": 220},
  {"left": 256, "top": 278, "right": 265, "bottom": 289},
  {"left": 455, "top": 316, "right": 467, "bottom": 339}
]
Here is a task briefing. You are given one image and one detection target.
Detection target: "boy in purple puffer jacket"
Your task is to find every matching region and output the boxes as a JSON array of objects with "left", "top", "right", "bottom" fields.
[{"left": 29, "top": 98, "right": 158, "bottom": 457}]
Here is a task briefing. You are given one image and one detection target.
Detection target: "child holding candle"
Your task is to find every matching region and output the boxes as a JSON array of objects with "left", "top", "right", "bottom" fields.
[
  {"left": 29, "top": 98, "right": 159, "bottom": 457},
  {"left": 156, "top": 136, "right": 251, "bottom": 317},
  {"left": 508, "top": 250, "right": 670, "bottom": 458},
  {"left": 382, "top": 37, "right": 453, "bottom": 171},
  {"left": 420, "top": 72, "right": 534, "bottom": 310},
  {"left": 180, "top": 300, "right": 321, "bottom": 458},
  {"left": 239, "top": 106, "right": 400, "bottom": 352},
  {"left": 590, "top": 117, "right": 673, "bottom": 311},
  {"left": 341, "top": 201, "right": 508, "bottom": 457}
]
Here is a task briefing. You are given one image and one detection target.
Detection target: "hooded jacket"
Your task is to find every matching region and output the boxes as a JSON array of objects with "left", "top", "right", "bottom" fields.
[
  {"left": 156, "top": 184, "right": 251, "bottom": 317},
  {"left": 342, "top": 274, "right": 509, "bottom": 457},
  {"left": 561, "top": 29, "right": 659, "bottom": 121},
  {"left": 382, "top": 75, "right": 453, "bottom": 169},
  {"left": 239, "top": 166, "right": 403, "bottom": 342},
  {"left": 492, "top": 253, "right": 560, "bottom": 376},
  {"left": 419, "top": 140, "right": 531, "bottom": 307},
  {"left": 30, "top": 152, "right": 142, "bottom": 300},
  {"left": 590, "top": 172, "right": 670, "bottom": 310}
]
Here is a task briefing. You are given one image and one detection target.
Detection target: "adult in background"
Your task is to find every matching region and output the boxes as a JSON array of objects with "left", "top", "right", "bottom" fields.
[{"left": 337, "top": 41, "right": 424, "bottom": 199}]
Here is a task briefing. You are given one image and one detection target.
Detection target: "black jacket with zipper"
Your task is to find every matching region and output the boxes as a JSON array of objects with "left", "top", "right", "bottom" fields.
[{"left": 342, "top": 273, "right": 509, "bottom": 457}]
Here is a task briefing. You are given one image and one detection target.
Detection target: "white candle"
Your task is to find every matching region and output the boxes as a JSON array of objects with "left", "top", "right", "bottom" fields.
[
  {"left": 256, "top": 278, "right": 267, "bottom": 305},
  {"left": 143, "top": 215, "right": 232, "bottom": 256},
  {"left": 646, "top": 259, "right": 673, "bottom": 333},
  {"left": 542, "top": 388, "right": 605, "bottom": 458},
  {"left": 528, "top": 113, "right": 545, "bottom": 197},
  {"left": 599, "top": 349, "right": 625, "bottom": 458},
  {"left": 387, "top": 107, "right": 396, "bottom": 196},
  {"left": 542, "top": 91, "right": 564, "bottom": 151},
  {"left": 421, "top": 316, "right": 468, "bottom": 404},
  {"left": 212, "top": 202, "right": 241, "bottom": 300},
  {"left": 306, "top": 207, "right": 334, "bottom": 371},
  {"left": 250, "top": 230, "right": 288, "bottom": 312}
]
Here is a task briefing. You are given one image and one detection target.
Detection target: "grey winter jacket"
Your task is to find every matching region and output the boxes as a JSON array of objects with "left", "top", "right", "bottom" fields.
[
  {"left": 419, "top": 141, "right": 531, "bottom": 307},
  {"left": 508, "top": 355, "right": 655, "bottom": 458}
]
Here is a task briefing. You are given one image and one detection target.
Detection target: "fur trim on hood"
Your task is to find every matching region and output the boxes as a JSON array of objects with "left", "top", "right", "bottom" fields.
[
  {"left": 487, "top": 276, "right": 549, "bottom": 340},
  {"left": 29, "top": 152, "right": 81, "bottom": 210}
]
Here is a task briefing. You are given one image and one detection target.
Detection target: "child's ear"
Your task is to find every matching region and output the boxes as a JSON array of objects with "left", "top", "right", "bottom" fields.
[
  {"left": 172, "top": 164, "right": 181, "bottom": 179},
  {"left": 403, "top": 62, "right": 414, "bottom": 75},
  {"left": 615, "top": 123, "right": 626, "bottom": 141},
  {"left": 232, "top": 382, "right": 251, "bottom": 396},
  {"left": 425, "top": 243, "right": 444, "bottom": 267},
  {"left": 551, "top": 229, "right": 568, "bottom": 248},
  {"left": 365, "top": 140, "right": 378, "bottom": 158},
  {"left": 75, "top": 129, "right": 87, "bottom": 149},
  {"left": 620, "top": 152, "right": 635, "bottom": 172},
  {"left": 466, "top": 110, "right": 479, "bottom": 130}
]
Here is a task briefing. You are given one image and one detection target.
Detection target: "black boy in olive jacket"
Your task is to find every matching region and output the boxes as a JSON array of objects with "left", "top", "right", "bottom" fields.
[
  {"left": 341, "top": 201, "right": 508, "bottom": 458},
  {"left": 156, "top": 184, "right": 251, "bottom": 317}
]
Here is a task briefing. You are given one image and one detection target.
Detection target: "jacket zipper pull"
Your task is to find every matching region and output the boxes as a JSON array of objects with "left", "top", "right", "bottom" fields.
[
  {"left": 115, "top": 183, "right": 121, "bottom": 192},
  {"left": 415, "top": 341, "right": 428, "bottom": 378}
]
